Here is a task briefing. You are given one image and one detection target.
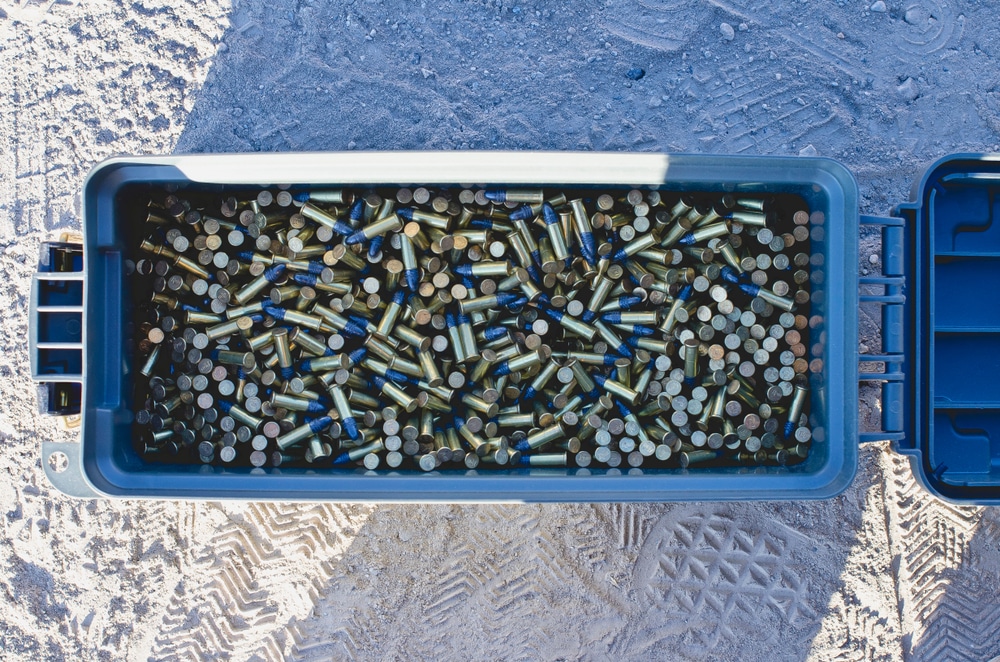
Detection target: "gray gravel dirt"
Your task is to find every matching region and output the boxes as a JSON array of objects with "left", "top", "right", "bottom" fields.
[{"left": 2, "top": 0, "right": 1000, "bottom": 660}]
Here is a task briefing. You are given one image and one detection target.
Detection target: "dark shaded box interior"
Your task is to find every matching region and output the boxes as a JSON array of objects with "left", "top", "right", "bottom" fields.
[{"left": 112, "top": 181, "right": 820, "bottom": 476}]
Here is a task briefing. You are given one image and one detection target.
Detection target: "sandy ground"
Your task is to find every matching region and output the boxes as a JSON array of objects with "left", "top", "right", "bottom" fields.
[{"left": 2, "top": 0, "right": 1000, "bottom": 660}]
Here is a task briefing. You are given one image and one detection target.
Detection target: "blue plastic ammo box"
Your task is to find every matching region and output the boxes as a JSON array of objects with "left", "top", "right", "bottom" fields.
[{"left": 27, "top": 152, "right": 1000, "bottom": 504}]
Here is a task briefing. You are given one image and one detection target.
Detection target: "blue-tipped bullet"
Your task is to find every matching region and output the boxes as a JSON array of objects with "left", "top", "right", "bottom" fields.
[
  {"left": 405, "top": 268, "right": 420, "bottom": 292},
  {"left": 541, "top": 306, "right": 564, "bottom": 323},
  {"left": 596, "top": 353, "right": 622, "bottom": 366},
  {"left": 482, "top": 326, "right": 510, "bottom": 342},
  {"left": 371, "top": 374, "right": 391, "bottom": 392},
  {"left": 344, "top": 229, "right": 367, "bottom": 246},
  {"left": 619, "top": 325, "right": 656, "bottom": 337},
  {"left": 469, "top": 218, "right": 498, "bottom": 230},
  {"left": 368, "top": 234, "right": 385, "bottom": 257},
  {"left": 346, "top": 346, "right": 367, "bottom": 367},
  {"left": 493, "top": 360, "right": 514, "bottom": 377},
  {"left": 618, "top": 295, "right": 644, "bottom": 310},
  {"left": 341, "top": 415, "right": 359, "bottom": 441},
  {"left": 301, "top": 400, "right": 327, "bottom": 413},
  {"left": 601, "top": 311, "right": 624, "bottom": 324},
  {"left": 310, "top": 415, "right": 334, "bottom": 434},
  {"left": 580, "top": 238, "right": 597, "bottom": 265},
  {"left": 542, "top": 203, "right": 559, "bottom": 226},
  {"left": 385, "top": 368, "right": 414, "bottom": 385},
  {"left": 349, "top": 198, "right": 365, "bottom": 223},
  {"left": 495, "top": 292, "right": 521, "bottom": 308},
  {"left": 263, "top": 263, "right": 286, "bottom": 282},
  {"left": 454, "top": 264, "right": 474, "bottom": 277},
  {"left": 262, "top": 303, "right": 285, "bottom": 320},
  {"left": 292, "top": 272, "right": 319, "bottom": 287},
  {"left": 613, "top": 341, "right": 633, "bottom": 359},
  {"left": 395, "top": 207, "right": 414, "bottom": 221},
  {"left": 720, "top": 265, "right": 742, "bottom": 284},
  {"left": 509, "top": 204, "right": 534, "bottom": 221},
  {"left": 340, "top": 320, "right": 368, "bottom": 338},
  {"left": 348, "top": 314, "right": 371, "bottom": 330},
  {"left": 332, "top": 219, "right": 356, "bottom": 236}
]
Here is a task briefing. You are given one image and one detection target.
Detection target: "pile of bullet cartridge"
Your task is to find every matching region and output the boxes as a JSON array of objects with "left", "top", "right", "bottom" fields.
[{"left": 131, "top": 185, "right": 816, "bottom": 471}]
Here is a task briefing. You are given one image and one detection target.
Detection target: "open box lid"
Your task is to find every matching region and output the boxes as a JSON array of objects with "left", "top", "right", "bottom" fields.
[{"left": 878, "top": 153, "right": 1000, "bottom": 505}]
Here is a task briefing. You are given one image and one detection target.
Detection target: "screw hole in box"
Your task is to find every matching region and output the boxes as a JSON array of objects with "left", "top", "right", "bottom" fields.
[{"left": 48, "top": 451, "right": 69, "bottom": 474}]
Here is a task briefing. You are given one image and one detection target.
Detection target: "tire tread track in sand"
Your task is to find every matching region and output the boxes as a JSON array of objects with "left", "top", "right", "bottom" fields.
[
  {"left": 694, "top": 58, "right": 850, "bottom": 152},
  {"left": 599, "top": 0, "right": 708, "bottom": 53},
  {"left": 287, "top": 505, "right": 633, "bottom": 660},
  {"left": 808, "top": 453, "right": 903, "bottom": 661},
  {"left": 883, "top": 453, "right": 1000, "bottom": 662},
  {"left": 286, "top": 503, "right": 862, "bottom": 660},
  {"left": 627, "top": 505, "right": 818, "bottom": 658},
  {"left": 605, "top": 503, "right": 659, "bottom": 550},
  {"left": 606, "top": 0, "right": 868, "bottom": 155},
  {"left": 149, "top": 503, "right": 372, "bottom": 661}
]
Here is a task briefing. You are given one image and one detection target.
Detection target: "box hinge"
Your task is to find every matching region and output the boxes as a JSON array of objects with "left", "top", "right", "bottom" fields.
[
  {"left": 30, "top": 238, "right": 84, "bottom": 417},
  {"left": 858, "top": 215, "right": 907, "bottom": 445}
]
